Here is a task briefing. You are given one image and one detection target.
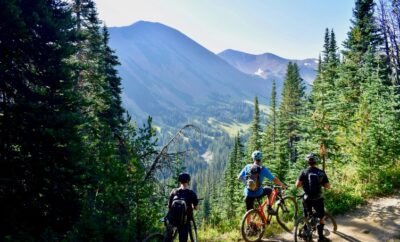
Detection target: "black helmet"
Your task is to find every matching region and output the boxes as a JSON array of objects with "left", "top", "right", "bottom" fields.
[
  {"left": 178, "top": 172, "right": 190, "bottom": 183},
  {"left": 305, "top": 153, "right": 318, "bottom": 164}
]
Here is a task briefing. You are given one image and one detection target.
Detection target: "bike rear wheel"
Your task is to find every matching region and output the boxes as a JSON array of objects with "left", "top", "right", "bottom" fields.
[
  {"left": 276, "top": 196, "right": 298, "bottom": 233},
  {"left": 294, "top": 216, "right": 313, "bottom": 242},
  {"left": 323, "top": 211, "right": 337, "bottom": 235},
  {"left": 241, "top": 209, "right": 266, "bottom": 242}
]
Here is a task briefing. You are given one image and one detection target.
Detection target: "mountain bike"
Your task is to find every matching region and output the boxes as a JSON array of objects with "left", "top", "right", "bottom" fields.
[
  {"left": 240, "top": 185, "right": 298, "bottom": 242},
  {"left": 143, "top": 216, "right": 198, "bottom": 242},
  {"left": 293, "top": 194, "right": 337, "bottom": 242}
]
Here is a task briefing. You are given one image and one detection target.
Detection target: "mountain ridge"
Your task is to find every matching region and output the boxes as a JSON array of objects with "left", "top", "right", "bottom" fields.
[
  {"left": 108, "top": 21, "right": 274, "bottom": 125},
  {"left": 218, "top": 48, "right": 317, "bottom": 84}
]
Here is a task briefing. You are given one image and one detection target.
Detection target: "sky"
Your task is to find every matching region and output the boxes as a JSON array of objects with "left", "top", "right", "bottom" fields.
[{"left": 95, "top": 0, "right": 355, "bottom": 60}]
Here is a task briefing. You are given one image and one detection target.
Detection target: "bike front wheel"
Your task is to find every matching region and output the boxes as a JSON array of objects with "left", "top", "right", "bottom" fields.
[
  {"left": 276, "top": 196, "right": 298, "bottom": 233},
  {"left": 189, "top": 219, "right": 198, "bottom": 242},
  {"left": 241, "top": 209, "right": 267, "bottom": 242},
  {"left": 294, "top": 216, "right": 313, "bottom": 242}
]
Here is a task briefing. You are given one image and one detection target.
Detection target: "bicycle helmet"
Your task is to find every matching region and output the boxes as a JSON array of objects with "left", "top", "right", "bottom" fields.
[
  {"left": 251, "top": 150, "right": 263, "bottom": 161},
  {"left": 305, "top": 153, "right": 318, "bottom": 164},
  {"left": 178, "top": 172, "right": 190, "bottom": 183}
]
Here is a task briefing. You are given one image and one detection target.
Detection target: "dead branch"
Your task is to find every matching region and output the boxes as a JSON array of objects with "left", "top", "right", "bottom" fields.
[{"left": 143, "top": 124, "right": 200, "bottom": 182}]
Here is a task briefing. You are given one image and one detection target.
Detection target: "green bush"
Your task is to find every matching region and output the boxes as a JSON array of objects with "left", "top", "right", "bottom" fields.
[{"left": 324, "top": 185, "right": 364, "bottom": 215}]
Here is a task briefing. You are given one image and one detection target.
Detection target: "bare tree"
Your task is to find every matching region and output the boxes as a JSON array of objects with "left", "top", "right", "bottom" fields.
[
  {"left": 377, "top": 0, "right": 400, "bottom": 86},
  {"left": 143, "top": 124, "right": 200, "bottom": 182}
]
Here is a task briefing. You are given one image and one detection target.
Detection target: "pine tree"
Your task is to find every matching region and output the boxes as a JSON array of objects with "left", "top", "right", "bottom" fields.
[
  {"left": 0, "top": 0, "right": 85, "bottom": 239},
  {"left": 100, "top": 26, "right": 125, "bottom": 140},
  {"left": 247, "top": 96, "right": 262, "bottom": 159},
  {"left": 338, "top": 0, "right": 383, "bottom": 111},
  {"left": 274, "top": 63, "right": 305, "bottom": 180},
  {"left": 306, "top": 29, "right": 341, "bottom": 171},
  {"left": 334, "top": 0, "right": 390, "bottom": 170},
  {"left": 262, "top": 80, "right": 278, "bottom": 168},
  {"left": 349, "top": 48, "right": 400, "bottom": 185},
  {"left": 223, "top": 133, "right": 244, "bottom": 220}
]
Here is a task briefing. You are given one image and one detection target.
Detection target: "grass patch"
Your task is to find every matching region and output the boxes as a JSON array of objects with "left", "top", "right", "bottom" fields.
[
  {"left": 198, "top": 216, "right": 289, "bottom": 241},
  {"left": 207, "top": 117, "right": 250, "bottom": 137}
]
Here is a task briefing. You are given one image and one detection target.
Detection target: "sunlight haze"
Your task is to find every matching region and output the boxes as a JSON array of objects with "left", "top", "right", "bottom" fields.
[{"left": 95, "top": 0, "right": 355, "bottom": 59}]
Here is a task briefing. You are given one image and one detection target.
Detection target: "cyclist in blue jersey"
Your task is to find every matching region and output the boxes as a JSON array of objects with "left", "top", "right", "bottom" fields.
[{"left": 238, "top": 150, "right": 287, "bottom": 214}]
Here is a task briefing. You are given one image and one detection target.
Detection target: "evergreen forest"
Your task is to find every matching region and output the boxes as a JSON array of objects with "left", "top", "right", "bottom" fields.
[{"left": 1, "top": 0, "right": 400, "bottom": 241}]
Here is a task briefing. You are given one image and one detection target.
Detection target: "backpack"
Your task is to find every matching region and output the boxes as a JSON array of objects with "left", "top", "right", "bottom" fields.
[
  {"left": 246, "top": 165, "right": 262, "bottom": 191},
  {"left": 169, "top": 189, "right": 187, "bottom": 227},
  {"left": 307, "top": 170, "right": 321, "bottom": 199}
]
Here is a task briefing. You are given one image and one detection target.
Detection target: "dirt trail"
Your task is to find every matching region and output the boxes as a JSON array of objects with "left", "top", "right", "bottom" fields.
[{"left": 276, "top": 193, "right": 400, "bottom": 242}]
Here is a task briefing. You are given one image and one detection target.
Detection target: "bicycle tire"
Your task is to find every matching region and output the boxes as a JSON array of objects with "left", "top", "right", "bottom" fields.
[
  {"left": 293, "top": 216, "right": 313, "bottom": 242},
  {"left": 276, "top": 195, "right": 298, "bottom": 233},
  {"left": 143, "top": 232, "right": 164, "bottom": 242},
  {"left": 241, "top": 209, "right": 266, "bottom": 242},
  {"left": 323, "top": 211, "right": 337, "bottom": 234},
  {"left": 189, "top": 219, "right": 198, "bottom": 242}
]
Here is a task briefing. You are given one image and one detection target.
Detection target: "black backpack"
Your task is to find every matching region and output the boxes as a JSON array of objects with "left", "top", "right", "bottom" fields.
[
  {"left": 307, "top": 170, "right": 321, "bottom": 199},
  {"left": 169, "top": 189, "right": 187, "bottom": 227}
]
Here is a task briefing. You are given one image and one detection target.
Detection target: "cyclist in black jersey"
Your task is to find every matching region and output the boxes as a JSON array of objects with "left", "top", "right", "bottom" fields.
[
  {"left": 166, "top": 173, "right": 199, "bottom": 242},
  {"left": 296, "top": 153, "right": 331, "bottom": 242}
]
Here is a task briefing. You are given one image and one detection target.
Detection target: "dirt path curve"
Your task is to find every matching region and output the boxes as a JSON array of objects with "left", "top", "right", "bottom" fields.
[{"left": 276, "top": 193, "right": 400, "bottom": 242}]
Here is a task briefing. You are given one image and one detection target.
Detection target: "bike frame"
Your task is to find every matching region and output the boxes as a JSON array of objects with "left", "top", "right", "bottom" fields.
[{"left": 247, "top": 186, "right": 281, "bottom": 224}]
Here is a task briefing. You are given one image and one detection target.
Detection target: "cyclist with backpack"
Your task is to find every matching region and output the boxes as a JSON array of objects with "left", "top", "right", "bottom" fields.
[
  {"left": 238, "top": 150, "right": 287, "bottom": 214},
  {"left": 296, "top": 153, "right": 331, "bottom": 242},
  {"left": 166, "top": 172, "right": 199, "bottom": 242}
]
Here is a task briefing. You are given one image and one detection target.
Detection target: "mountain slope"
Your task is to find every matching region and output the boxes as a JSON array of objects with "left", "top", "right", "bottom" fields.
[
  {"left": 218, "top": 49, "right": 317, "bottom": 84},
  {"left": 108, "top": 21, "right": 272, "bottom": 124}
]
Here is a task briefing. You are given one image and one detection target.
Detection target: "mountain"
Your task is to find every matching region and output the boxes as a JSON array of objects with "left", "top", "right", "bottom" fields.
[
  {"left": 218, "top": 49, "right": 317, "bottom": 84},
  {"left": 107, "top": 21, "right": 317, "bottom": 173},
  {"left": 108, "top": 21, "right": 273, "bottom": 125}
]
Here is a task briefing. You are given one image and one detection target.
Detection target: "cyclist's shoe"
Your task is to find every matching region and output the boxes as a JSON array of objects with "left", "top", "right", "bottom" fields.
[
  {"left": 318, "top": 236, "right": 331, "bottom": 242},
  {"left": 267, "top": 206, "right": 277, "bottom": 215}
]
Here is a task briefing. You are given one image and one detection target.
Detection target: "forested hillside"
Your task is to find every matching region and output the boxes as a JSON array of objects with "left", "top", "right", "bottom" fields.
[
  {"left": 199, "top": 0, "right": 400, "bottom": 240},
  {"left": 1, "top": 0, "right": 400, "bottom": 242}
]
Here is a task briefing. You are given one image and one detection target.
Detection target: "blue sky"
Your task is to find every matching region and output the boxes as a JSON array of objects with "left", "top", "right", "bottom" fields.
[{"left": 96, "top": 0, "right": 355, "bottom": 59}]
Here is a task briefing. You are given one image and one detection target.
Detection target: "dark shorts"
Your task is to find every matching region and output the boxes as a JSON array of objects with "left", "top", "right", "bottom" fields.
[
  {"left": 245, "top": 187, "right": 273, "bottom": 211},
  {"left": 303, "top": 197, "right": 325, "bottom": 219}
]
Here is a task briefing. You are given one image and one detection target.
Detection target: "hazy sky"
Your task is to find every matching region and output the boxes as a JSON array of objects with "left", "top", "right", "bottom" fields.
[{"left": 95, "top": 0, "right": 355, "bottom": 59}]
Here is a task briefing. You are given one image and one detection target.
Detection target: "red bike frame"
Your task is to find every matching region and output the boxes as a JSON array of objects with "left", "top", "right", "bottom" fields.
[{"left": 246, "top": 186, "right": 280, "bottom": 225}]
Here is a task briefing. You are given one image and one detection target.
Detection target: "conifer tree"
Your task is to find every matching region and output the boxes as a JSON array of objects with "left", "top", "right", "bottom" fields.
[
  {"left": 306, "top": 29, "right": 341, "bottom": 171},
  {"left": 247, "top": 96, "right": 262, "bottom": 159},
  {"left": 349, "top": 49, "right": 400, "bottom": 184},
  {"left": 275, "top": 63, "right": 305, "bottom": 179},
  {"left": 338, "top": 0, "right": 383, "bottom": 111},
  {"left": 100, "top": 26, "right": 125, "bottom": 140},
  {"left": 279, "top": 63, "right": 305, "bottom": 159},
  {"left": 335, "top": 0, "right": 389, "bottom": 169},
  {"left": 223, "top": 133, "right": 244, "bottom": 219},
  {"left": 262, "top": 80, "right": 278, "bottom": 168},
  {"left": 0, "top": 0, "right": 85, "bottom": 239}
]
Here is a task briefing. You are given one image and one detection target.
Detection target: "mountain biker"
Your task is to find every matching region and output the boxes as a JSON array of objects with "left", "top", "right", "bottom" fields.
[
  {"left": 166, "top": 172, "right": 199, "bottom": 242},
  {"left": 238, "top": 150, "right": 287, "bottom": 214},
  {"left": 296, "top": 153, "right": 331, "bottom": 242}
]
